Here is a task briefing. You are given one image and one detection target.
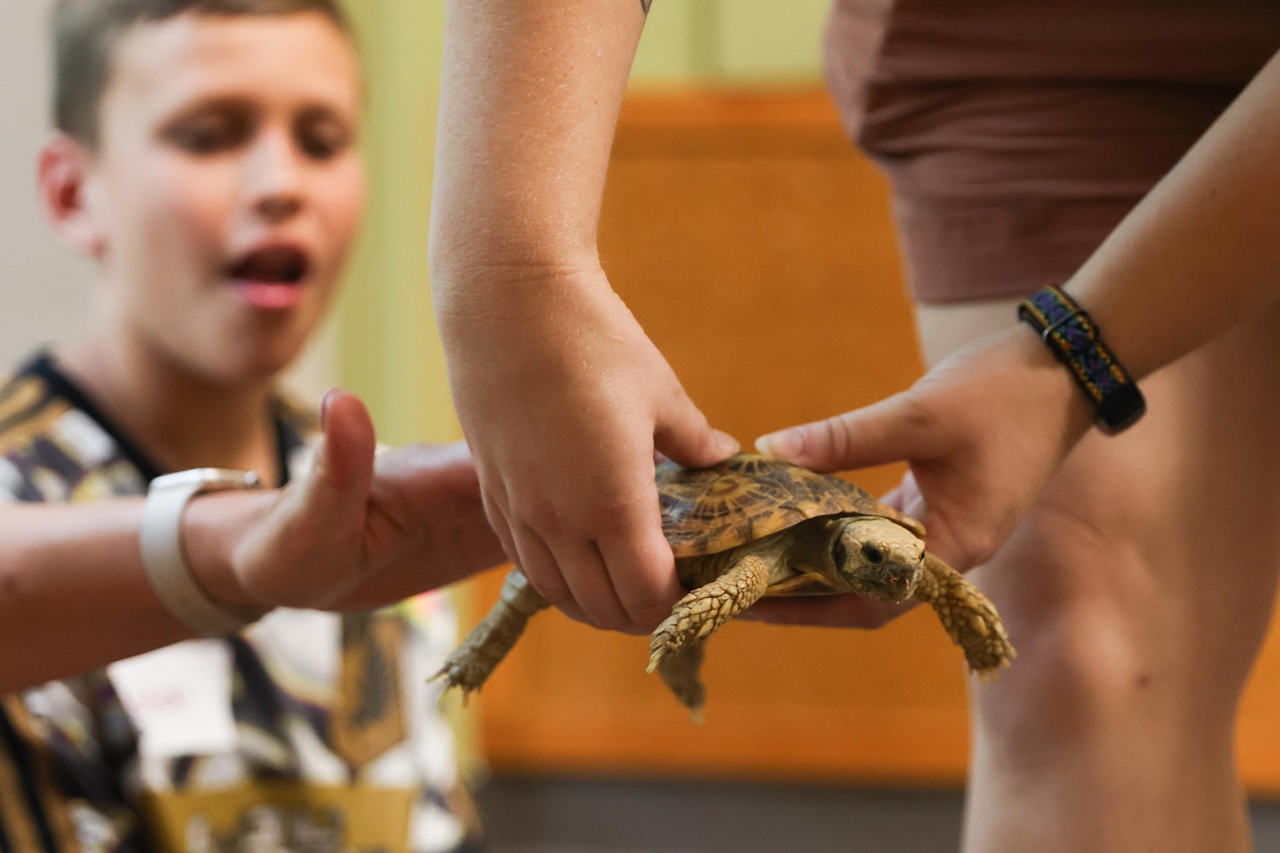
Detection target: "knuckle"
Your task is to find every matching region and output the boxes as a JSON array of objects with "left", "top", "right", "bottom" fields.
[
  {"left": 588, "top": 608, "right": 630, "bottom": 633},
  {"left": 522, "top": 564, "right": 571, "bottom": 608},
  {"left": 822, "top": 417, "right": 852, "bottom": 463},
  {"left": 627, "top": 598, "right": 674, "bottom": 633},
  {"left": 956, "top": 532, "right": 997, "bottom": 570},
  {"left": 588, "top": 488, "right": 655, "bottom": 534},
  {"left": 511, "top": 497, "right": 563, "bottom": 534},
  {"left": 899, "top": 393, "right": 943, "bottom": 445}
]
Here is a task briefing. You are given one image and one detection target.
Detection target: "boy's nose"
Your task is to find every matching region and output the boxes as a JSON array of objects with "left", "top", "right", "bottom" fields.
[
  {"left": 256, "top": 192, "right": 302, "bottom": 223},
  {"left": 247, "top": 132, "right": 305, "bottom": 222}
]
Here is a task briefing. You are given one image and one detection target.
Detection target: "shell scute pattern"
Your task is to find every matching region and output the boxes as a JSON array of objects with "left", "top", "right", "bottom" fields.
[{"left": 657, "top": 454, "right": 892, "bottom": 557}]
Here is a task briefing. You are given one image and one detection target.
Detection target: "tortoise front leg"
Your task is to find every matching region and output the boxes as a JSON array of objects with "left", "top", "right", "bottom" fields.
[
  {"left": 914, "top": 553, "right": 1016, "bottom": 676},
  {"left": 647, "top": 554, "right": 771, "bottom": 675},
  {"left": 432, "top": 567, "right": 549, "bottom": 703}
]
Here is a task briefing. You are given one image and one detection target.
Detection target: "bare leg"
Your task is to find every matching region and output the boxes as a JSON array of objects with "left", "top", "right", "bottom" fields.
[
  {"left": 433, "top": 567, "right": 549, "bottom": 703},
  {"left": 916, "top": 298, "right": 1280, "bottom": 853}
]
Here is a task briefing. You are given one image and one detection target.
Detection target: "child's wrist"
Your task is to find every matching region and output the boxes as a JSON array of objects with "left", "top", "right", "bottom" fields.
[{"left": 182, "top": 490, "right": 276, "bottom": 613}]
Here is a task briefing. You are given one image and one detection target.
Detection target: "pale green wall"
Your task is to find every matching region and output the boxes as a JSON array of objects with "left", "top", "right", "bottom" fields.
[
  {"left": 337, "top": 2, "right": 829, "bottom": 444},
  {"left": 633, "top": 1, "right": 829, "bottom": 84},
  {"left": 337, "top": 1, "right": 453, "bottom": 445}
]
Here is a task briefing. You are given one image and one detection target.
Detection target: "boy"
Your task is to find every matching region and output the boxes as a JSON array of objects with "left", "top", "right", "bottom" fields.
[{"left": 0, "top": 1, "right": 492, "bottom": 850}]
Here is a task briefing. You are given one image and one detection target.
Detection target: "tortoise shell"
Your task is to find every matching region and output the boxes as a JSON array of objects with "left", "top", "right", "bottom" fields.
[{"left": 656, "top": 453, "right": 925, "bottom": 558}]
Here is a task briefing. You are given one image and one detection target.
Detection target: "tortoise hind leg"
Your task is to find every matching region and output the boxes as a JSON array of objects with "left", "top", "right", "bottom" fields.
[
  {"left": 655, "top": 639, "right": 709, "bottom": 724},
  {"left": 647, "top": 554, "right": 771, "bottom": 675},
  {"left": 915, "top": 553, "right": 1016, "bottom": 676},
  {"left": 431, "top": 567, "right": 549, "bottom": 703}
]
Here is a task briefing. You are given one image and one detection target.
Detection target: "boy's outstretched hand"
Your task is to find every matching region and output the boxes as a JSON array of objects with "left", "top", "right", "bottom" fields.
[{"left": 214, "top": 389, "right": 507, "bottom": 612}]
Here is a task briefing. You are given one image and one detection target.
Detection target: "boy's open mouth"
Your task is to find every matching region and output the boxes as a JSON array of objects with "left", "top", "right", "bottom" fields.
[
  {"left": 228, "top": 245, "right": 309, "bottom": 284},
  {"left": 226, "top": 245, "right": 311, "bottom": 309}
]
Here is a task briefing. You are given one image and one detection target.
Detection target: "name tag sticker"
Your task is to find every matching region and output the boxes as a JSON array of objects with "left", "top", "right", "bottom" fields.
[{"left": 108, "top": 640, "right": 238, "bottom": 759}]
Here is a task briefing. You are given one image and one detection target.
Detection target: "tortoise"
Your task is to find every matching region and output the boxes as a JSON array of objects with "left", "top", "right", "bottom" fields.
[{"left": 433, "top": 453, "right": 1014, "bottom": 721}]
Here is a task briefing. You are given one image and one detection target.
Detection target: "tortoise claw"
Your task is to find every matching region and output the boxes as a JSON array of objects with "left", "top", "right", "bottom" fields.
[
  {"left": 645, "top": 648, "right": 667, "bottom": 674},
  {"left": 430, "top": 657, "right": 483, "bottom": 708}
]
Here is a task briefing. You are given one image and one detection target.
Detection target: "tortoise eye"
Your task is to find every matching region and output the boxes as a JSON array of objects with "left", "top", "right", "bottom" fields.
[{"left": 861, "top": 542, "right": 886, "bottom": 564}]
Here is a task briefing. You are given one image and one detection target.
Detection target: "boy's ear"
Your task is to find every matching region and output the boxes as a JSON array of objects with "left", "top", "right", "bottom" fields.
[{"left": 38, "top": 133, "right": 106, "bottom": 257}]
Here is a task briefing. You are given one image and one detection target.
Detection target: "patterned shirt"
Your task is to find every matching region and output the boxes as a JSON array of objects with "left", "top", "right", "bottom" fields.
[{"left": 0, "top": 352, "right": 475, "bottom": 853}]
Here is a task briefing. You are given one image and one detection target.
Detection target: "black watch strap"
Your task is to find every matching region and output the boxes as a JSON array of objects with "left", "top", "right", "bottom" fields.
[{"left": 1017, "top": 285, "right": 1147, "bottom": 435}]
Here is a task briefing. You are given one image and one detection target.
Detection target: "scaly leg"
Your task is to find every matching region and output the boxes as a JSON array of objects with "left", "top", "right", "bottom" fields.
[
  {"left": 647, "top": 555, "right": 771, "bottom": 674},
  {"left": 915, "top": 553, "right": 1016, "bottom": 676},
  {"left": 431, "top": 568, "right": 549, "bottom": 703}
]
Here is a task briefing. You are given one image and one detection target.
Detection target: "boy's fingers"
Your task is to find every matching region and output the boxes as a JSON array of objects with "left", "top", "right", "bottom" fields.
[
  {"left": 596, "top": 502, "right": 684, "bottom": 632},
  {"left": 653, "top": 390, "right": 739, "bottom": 469},
  {"left": 754, "top": 392, "right": 937, "bottom": 473}
]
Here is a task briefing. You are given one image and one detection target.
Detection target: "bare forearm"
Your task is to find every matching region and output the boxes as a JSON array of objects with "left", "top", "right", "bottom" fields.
[
  {"left": 1067, "top": 51, "right": 1280, "bottom": 378},
  {"left": 429, "top": 0, "right": 645, "bottom": 289},
  {"left": 0, "top": 494, "right": 269, "bottom": 692},
  {"left": 0, "top": 395, "right": 502, "bottom": 692}
]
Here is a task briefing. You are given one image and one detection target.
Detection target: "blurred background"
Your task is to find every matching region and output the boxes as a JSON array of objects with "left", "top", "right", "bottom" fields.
[{"left": 4, "top": 2, "right": 1280, "bottom": 850}]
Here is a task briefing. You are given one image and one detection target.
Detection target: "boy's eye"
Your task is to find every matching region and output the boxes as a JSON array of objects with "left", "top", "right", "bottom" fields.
[
  {"left": 166, "top": 115, "right": 249, "bottom": 154},
  {"left": 296, "top": 118, "right": 352, "bottom": 161}
]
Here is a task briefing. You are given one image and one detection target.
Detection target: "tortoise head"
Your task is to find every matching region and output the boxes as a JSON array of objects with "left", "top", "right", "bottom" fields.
[{"left": 828, "top": 515, "right": 924, "bottom": 602}]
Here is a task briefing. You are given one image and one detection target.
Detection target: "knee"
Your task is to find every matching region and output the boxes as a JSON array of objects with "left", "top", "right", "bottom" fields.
[{"left": 966, "top": 513, "right": 1176, "bottom": 744}]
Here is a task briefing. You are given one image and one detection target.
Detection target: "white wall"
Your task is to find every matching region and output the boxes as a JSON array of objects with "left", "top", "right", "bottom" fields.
[{"left": 0, "top": 1, "right": 92, "bottom": 369}]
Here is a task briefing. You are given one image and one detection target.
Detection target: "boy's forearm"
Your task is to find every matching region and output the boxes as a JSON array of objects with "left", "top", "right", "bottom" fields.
[
  {"left": 0, "top": 493, "right": 273, "bottom": 693},
  {"left": 429, "top": 0, "right": 645, "bottom": 288},
  {"left": 1065, "top": 51, "right": 1280, "bottom": 379},
  {"left": 0, "top": 501, "right": 191, "bottom": 691}
]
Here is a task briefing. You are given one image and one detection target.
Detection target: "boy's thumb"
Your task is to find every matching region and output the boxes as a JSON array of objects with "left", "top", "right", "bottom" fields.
[
  {"left": 226, "top": 389, "right": 378, "bottom": 611},
  {"left": 309, "top": 387, "right": 376, "bottom": 500}
]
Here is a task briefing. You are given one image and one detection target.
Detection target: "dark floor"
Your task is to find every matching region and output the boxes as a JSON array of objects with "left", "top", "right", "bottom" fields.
[{"left": 474, "top": 774, "right": 1280, "bottom": 853}]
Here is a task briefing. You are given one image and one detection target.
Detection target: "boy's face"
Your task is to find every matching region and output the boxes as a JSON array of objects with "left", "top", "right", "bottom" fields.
[{"left": 83, "top": 11, "right": 365, "bottom": 384}]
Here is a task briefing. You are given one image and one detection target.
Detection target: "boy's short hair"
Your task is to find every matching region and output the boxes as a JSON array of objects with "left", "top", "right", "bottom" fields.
[{"left": 53, "top": 0, "right": 354, "bottom": 148}]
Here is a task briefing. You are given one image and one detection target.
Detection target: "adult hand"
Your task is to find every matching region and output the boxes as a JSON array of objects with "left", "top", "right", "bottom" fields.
[
  {"left": 214, "top": 389, "right": 507, "bottom": 611},
  {"left": 749, "top": 325, "right": 1093, "bottom": 628},
  {"left": 437, "top": 267, "right": 738, "bottom": 633}
]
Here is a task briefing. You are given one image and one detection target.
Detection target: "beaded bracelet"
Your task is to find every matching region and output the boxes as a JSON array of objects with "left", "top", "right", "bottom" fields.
[{"left": 1017, "top": 285, "right": 1146, "bottom": 435}]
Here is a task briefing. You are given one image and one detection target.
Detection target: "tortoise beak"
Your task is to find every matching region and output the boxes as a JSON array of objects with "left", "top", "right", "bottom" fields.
[{"left": 861, "top": 566, "right": 918, "bottom": 602}]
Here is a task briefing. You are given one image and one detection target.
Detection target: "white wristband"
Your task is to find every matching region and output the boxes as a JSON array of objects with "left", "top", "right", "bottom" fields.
[{"left": 140, "top": 468, "right": 266, "bottom": 636}]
